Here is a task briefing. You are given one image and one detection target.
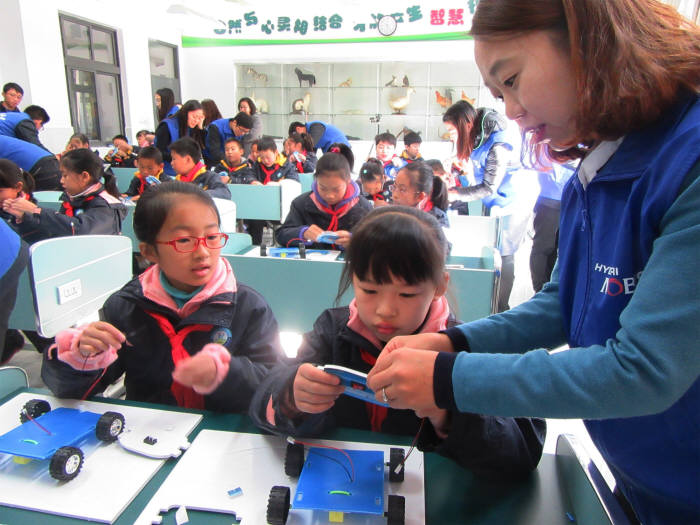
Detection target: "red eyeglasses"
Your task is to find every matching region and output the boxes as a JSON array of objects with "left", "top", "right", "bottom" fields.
[{"left": 155, "top": 233, "right": 229, "bottom": 253}]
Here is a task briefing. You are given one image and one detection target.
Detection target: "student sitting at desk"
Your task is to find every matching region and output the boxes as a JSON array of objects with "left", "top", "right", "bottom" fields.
[
  {"left": 42, "top": 182, "right": 281, "bottom": 412},
  {"left": 122, "top": 146, "right": 171, "bottom": 201},
  {"left": 390, "top": 162, "right": 450, "bottom": 228},
  {"left": 251, "top": 207, "right": 545, "bottom": 479},
  {"left": 212, "top": 138, "right": 253, "bottom": 184},
  {"left": 2, "top": 148, "right": 126, "bottom": 244},
  {"left": 276, "top": 152, "right": 371, "bottom": 249},
  {"left": 103, "top": 134, "right": 138, "bottom": 168},
  {"left": 283, "top": 132, "right": 317, "bottom": 175},
  {"left": 359, "top": 158, "right": 391, "bottom": 206},
  {"left": 171, "top": 137, "right": 231, "bottom": 200},
  {"left": 249, "top": 136, "right": 298, "bottom": 185},
  {"left": 0, "top": 158, "right": 35, "bottom": 232}
]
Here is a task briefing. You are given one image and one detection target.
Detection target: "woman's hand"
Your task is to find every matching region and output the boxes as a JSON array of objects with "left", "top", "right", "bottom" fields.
[
  {"left": 78, "top": 321, "right": 126, "bottom": 357},
  {"left": 367, "top": 347, "right": 439, "bottom": 413},
  {"left": 292, "top": 363, "right": 344, "bottom": 414},
  {"left": 383, "top": 332, "right": 454, "bottom": 354},
  {"left": 333, "top": 230, "right": 352, "bottom": 248},
  {"left": 172, "top": 352, "right": 217, "bottom": 391},
  {"left": 2, "top": 198, "right": 40, "bottom": 218}
]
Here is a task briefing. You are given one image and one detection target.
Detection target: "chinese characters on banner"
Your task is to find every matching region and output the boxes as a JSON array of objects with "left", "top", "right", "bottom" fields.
[{"left": 206, "top": 3, "right": 477, "bottom": 40}]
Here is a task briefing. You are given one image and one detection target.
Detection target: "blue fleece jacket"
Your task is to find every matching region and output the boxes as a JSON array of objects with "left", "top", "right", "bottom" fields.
[{"left": 435, "top": 93, "right": 700, "bottom": 525}]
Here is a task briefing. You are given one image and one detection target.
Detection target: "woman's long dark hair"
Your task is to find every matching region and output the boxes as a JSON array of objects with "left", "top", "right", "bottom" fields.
[
  {"left": 156, "top": 88, "right": 176, "bottom": 122},
  {"left": 174, "top": 99, "right": 205, "bottom": 149}
]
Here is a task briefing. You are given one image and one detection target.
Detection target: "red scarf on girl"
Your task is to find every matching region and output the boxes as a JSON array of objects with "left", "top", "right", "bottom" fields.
[{"left": 309, "top": 181, "right": 360, "bottom": 231}]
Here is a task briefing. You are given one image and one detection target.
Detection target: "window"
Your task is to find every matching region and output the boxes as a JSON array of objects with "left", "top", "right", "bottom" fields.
[
  {"left": 60, "top": 15, "right": 124, "bottom": 144},
  {"left": 149, "top": 41, "right": 181, "bottom": 123}
]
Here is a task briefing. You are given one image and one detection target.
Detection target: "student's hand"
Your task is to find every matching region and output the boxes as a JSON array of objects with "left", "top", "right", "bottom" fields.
[
  {"left": 172, "top": 352, "right": 217, "bottom": 391},
  {"left": 78, "top": 321, "right": 127, "bottom": 357},
  {"left": 333, "top": 230, "right": 352, "bottom": 248},
  {"left": 2, "top": 198, "right": 40, "bottom": 218},
  {"left": 417, "top": 407, "right": 450, "bottom": 438},
  {"left": 292, "top": 363, "right": 345, "bottom": 414},
  {"left": 250, "top": 180, "right": 263, "bottom": 186},
  {"left": 374, "top": 199, "right": 389, "bottom": 207},
  {"left": 383, "top": 332, "right": 454, "bottom": 354},
  {"left": 220, "top": 174, "right": 230, "bottom": 184},
  {"left": 366, "top": 347, "right": 439, "bottom": 413},
  {"left": 304, "top": 224, "right": 324, "bottom": 241},
  {"left": 392, "top": 157, "right": 404, "bottom": 167}
]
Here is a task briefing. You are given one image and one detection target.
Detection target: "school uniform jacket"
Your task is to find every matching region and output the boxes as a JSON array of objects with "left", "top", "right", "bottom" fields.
[
  {"left": 14, "top": 183, "right": 126, "bottom": 244},
  {"left": 276, "top": 183, "right": 372, "bottom": 248},
  {"left": 42, "top": 258, "right": 281, "bottom": 413},
  {"left": 175, "top": 162, "right": 232, "bottom": 199},
  {"left": 213, "top": 160, "right": 254, "bottom": 184},
  {"left": 249, "top": 303, "right": 546, "bottom": 480},
  {"left": 285, "top": 150, "right": 317, "bottom": 174},
  {"left": 124, "top": 171, "right": 173, "bottom": 197},
  {"left": 250, "top": 157, "right": 299, "bottom": 184}
]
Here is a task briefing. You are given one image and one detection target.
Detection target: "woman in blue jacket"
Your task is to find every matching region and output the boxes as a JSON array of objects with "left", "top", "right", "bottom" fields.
[
  {"left": 154, "top": 99, "right": 205, "bottom": 175},
  {"left": 367, "top": 1, "right": 700, "bottom": 524}
]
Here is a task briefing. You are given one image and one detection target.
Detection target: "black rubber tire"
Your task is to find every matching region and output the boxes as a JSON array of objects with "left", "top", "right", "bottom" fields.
[
  {"left": 95, "top": 411, "right": 125, "bottom": 442},
  {"left": 19, "top": 399, "right": 51, "bottom": 423},
  {"left": 386, "top": 494, "right": 406, "bottom": 525},
  {"left": 266, "top": 485, "right": 290, "bottom": 525},
  {"left": 389, "top": 447, "right": 405, "bottom": 482},
  {"left": 284, "top": 442, "right": 304, "bottom": 477},
  {"left": 49, "top": 446, "right": 84, "bottom": 481}
]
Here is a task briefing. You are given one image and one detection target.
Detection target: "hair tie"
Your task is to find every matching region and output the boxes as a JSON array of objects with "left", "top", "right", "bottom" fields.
[{"left": 330, "top": 146, "right": 340, "bottom": 153}]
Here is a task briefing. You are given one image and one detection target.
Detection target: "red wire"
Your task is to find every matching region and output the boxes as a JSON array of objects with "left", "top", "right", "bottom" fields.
[
  {"left": 291, "top": 438, "right": 356, "bottom": 483},
  {"left": 81, "top": 367, "right": 108, "bottom": 401},
  {"left": 285, "top": 237, "right": 307, "bottom": 247},
  {"left": 23, "top": 410, "right": 52, "bottom": 435}
]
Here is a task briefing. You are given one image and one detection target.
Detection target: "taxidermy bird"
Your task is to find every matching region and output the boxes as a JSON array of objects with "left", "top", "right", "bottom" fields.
[
  {"left": 461, "top": 91, "right": 476, "bottom": 106},
  {"left": 338, "top": 78, "right": 352, "bottom": 87},
  {"left": 435, "top": 89, "right": 454, "bottom": 108},
  {"left": 389, "top": 87, "right": 416, "bottom": 114},
  {"left": 402, "top": 75, "right": 410, "bottom": 87},
  {"left": 292, "top": 92, "right": 311, "bottom": 115},
  {"left": 385, "top": 75, "right": 400, "bottom": 87}
]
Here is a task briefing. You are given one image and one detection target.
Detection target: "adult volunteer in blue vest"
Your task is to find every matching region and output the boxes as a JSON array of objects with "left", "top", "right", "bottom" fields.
[
  {"left": 0, "top": 220, "right": 28, "bottom": 364},
  {"left": 368, "top": 1, "right": 700, "bottom": 524},
  {"left": 289, "top": 120, "right": 349, "bottom": 154},
  {"left": 154, "top": 99, "right": 205, "bottom": 176},
  {"left": 0, "top": 135, "right": 60, "bottom": 191},
  {"left": 204, "top": 112, "right": 253, "bottom": 167},
  {"left": 443, "top": 100, "right": 538, "bottom": 311},
  {"left": 0, "top": 106, "right": 50, "bottom": 150}
]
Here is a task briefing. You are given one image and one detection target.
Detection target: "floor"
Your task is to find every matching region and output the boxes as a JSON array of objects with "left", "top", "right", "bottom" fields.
[{"left": 4, "top": 230, "right": 616, "bottom": 490}]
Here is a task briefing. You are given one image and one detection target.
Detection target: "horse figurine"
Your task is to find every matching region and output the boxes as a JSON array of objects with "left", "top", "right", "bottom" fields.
[
  {"left": 246, "top": 67, "right": 268, "bottom": 85},
  {"left": 389, "top": 87, "right": 416, "bottom": 115},
  {"left": 294, "top": 68, "right": 316, "bottom": 87}
]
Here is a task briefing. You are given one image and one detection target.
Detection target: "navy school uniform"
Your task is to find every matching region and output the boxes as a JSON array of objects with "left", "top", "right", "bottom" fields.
[
  {"left": 123, "top": 170, "right": 173, "bottom": 198},
  {"left": 13, "top": 183, "right": 126, "bottom": 244},
  {"left": 285, "top": 150, "right": 317, "bottom": 174},
  {"left": 250, "top": 155, "right": 299, "bottom": 184},
  {"left": 249, "top": 305, "right": 546, "bottom": 480},
  {"left": 213, "top": 159, "right": 254, "bottom": 184},
  {"left": 175, "top": 162, "right": 231, "bottom": 199},
  {"left": 205, "top": 118, "right": 248, "bottom": 167},
  {"left": 276, "top": 180, "right": 372, "bottom": 248}
]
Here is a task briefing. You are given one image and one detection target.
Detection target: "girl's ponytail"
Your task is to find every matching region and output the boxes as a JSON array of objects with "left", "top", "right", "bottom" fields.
[
  {"left": 102, "top": 167, "right": 121, "bottom": 198},
  {"left": 431, "top": 175, "right": 448, "bottom": 211}
]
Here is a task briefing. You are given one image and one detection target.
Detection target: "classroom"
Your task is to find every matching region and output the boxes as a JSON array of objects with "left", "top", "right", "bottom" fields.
[{"left": 1, "top": 1, "right": 698, "bottom": 524}]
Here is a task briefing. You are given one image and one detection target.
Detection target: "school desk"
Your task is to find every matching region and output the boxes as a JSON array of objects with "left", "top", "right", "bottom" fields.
[
  {"left": 0, "top": 386, "right": 624, "bottom": 525},
  {"left": 224, "top": 245, "right": 499, "bottom": 333},
  {"left": 226, "top": 180, "right": 301, "bottom": 221},
  {"left": 110, "top": 167, "right": 138, "bottom": 194}
]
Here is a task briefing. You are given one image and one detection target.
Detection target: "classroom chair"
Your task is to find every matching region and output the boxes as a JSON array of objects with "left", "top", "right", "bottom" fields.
[
  {"left": 110, "top": 167, "right": 139, "bottom": 193},
  {"left": 33, "top": 191, "right": 63, "bottom": 211},
  {"left": 555, "top": 434, "right": 632, "bottom": 525},
  {"left": 0, "top": 366, "right": 28, "bottom": 399},
  {"left": 212, "top": 197, "right": 237, "bottom": 234}
]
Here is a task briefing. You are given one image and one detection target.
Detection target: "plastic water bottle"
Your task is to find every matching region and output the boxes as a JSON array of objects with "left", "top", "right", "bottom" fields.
[{"left": 262, "top": 226, "right": 274, "bottom": 247}]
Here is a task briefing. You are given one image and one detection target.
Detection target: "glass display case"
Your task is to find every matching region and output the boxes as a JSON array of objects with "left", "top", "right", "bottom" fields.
[{"left": 235, "top": 61, "right": 481, "bottom": 141}]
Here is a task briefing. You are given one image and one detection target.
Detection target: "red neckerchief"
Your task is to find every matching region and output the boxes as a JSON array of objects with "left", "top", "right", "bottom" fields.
[
  {"left": 372, "top": 193, "right": 386, "bottom": 203},
  {"left": 177, "top": 161, "right": 206, "bottom": 183},
  {"left": 135, "top": 170, "right": 163, "bottom": 194},
  {"left": 144, "top": 311, "right": 212, "bottom": 409},
  {"left": 259, "top": 162, "right": 280, "bottom": 185},
  {"left": 21, "top": 192, "right": 31, "bottom": 201},
  {"left": 421, "top": 199, "right": 434, "bottom": 212},
  {"left": 294, "top": 150, "right": 308, "bottom": 173},
  {"left": 62, "top": 195, "right": 95, "bottom": 217},
  {"left": 359, "top": 349, "right": 388, "bottom": 432},
  {"left": 312, "top": 183, "right": 356, "bottom": 232}
]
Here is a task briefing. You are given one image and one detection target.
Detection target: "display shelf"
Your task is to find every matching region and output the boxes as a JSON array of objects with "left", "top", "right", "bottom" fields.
[{"left": 235, "top": 61, "right": 481, "bottom": 141}]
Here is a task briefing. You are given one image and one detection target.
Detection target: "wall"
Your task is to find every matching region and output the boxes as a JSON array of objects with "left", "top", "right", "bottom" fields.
[{"left": 0, "top": 0, "right": 182, "bottom": 152}]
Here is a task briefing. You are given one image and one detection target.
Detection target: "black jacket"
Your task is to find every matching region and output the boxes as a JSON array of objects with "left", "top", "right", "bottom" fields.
[
  {"left": 124, "top": 173, "right": 174, "bottom": 197},
  {"left": 213, "top": 160, "right": 254, "bottom": 185},
  {"left": 250, "top": 160, "right": 299, "bottom": 184},
  {"left": 250, "top": 307, "right": 546, "bottom": 480},
  {"left": 276, "top": 192, "right": 372, "bottom": 248},
  {"left": 14, "top": 185, "right": 126, "bottom": 244},
  {"left": 176, "top": 170, "right": 232, "bottom": 199},
  {"left": 42, "top": 277, "right": 281, "bottom": 413}
]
